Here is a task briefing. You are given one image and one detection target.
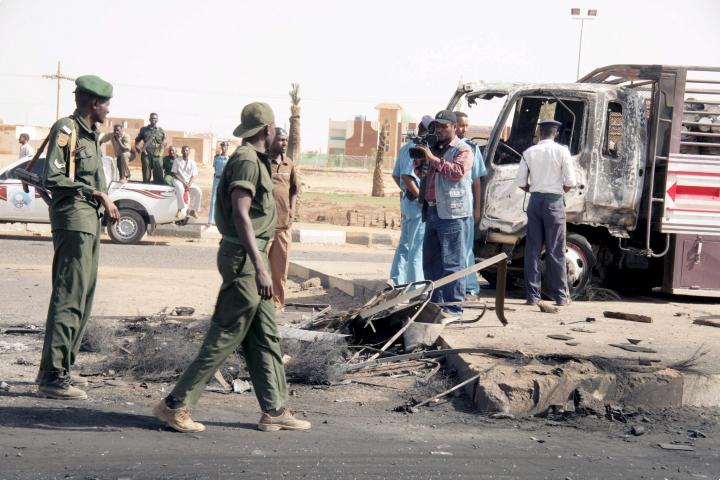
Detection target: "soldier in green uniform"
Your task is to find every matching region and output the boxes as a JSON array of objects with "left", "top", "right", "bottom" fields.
[
  {"left": 153, "top": 102, "right": 311, "bottom": 433},
  {"left": 134, "top": 112, "right": 166, "bottom": 184},
  {"left": 37, "top": 75, "right": 120, "bottom": 400},
  {"left": 162, "top": 145, "right": 178, "bottom": 186}
]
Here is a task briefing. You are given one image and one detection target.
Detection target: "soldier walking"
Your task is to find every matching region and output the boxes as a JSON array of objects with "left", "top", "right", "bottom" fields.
[
  {"left": 36, "top": 75, "right": 120, "bottom": 400},
  {"left": 134, "top": 112, "right": 166, "bottom": 183},
  {"left": 153, "top": 102, "right": 311, "bottom": 433}
]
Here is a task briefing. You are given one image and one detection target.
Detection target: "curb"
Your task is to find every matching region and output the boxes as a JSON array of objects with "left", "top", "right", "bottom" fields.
[
  {"left": 288, "top": 261, "right": 386, "bottom": 300},
  {"left": 439, "top": 338, "right": 720, "bottom": 414},
  {"left": 0, "top": 223, "right": 52, "bottom": 234},
  {"left": 147, "top": 222, "right": 399, "bottom": 247}
]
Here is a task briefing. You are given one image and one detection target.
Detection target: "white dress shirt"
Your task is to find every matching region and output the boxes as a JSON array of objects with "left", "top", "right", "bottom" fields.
[{"left": 514, "top": 139, "right": 576, "bottom": 194}]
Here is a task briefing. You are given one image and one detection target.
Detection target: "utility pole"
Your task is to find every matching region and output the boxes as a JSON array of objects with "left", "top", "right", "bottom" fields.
[
  {"left": 570, "top": 8, "right": 598, "bottom": 80},
  {"left": 42, "top": 61, "right": 74, "bottom": 120}
]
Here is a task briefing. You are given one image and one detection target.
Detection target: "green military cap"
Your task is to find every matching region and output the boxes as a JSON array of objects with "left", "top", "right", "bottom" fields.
[
  {"left": 74, "top": 75, "right": 113, "bottom": 99},
  {"left": 233, "top": 102, "right": 275, "bottom": 138}
]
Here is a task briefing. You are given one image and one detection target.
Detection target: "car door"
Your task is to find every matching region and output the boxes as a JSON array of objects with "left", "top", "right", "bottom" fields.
[{"left": 0, "top": 159, "right": 50, "bottom": 223}]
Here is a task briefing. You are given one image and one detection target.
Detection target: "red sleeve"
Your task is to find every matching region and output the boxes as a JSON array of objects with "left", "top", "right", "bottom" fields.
[{"left": 433, "top": 145, "right": 473, "bottom": 181}]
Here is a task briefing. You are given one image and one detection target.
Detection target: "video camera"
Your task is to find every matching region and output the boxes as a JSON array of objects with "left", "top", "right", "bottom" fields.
[{"left": 408, "top": 133, "right": 438, "bottom": 159}]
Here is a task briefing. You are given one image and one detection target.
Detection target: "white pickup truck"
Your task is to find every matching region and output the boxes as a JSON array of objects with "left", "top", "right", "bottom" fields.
[{"left": 0, "top": 156, "right": 181, "bottom": 244}]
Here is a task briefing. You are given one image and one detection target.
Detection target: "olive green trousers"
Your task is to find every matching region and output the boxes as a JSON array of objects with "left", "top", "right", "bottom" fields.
[
  {"left": 39, "top": 224, "right": 100, "bottom": 375},
  {"left": 170, "top": 240, "right": 288, "bottom": 412},
  {"left": 141, "top": 154, "right": 164, "bottom": 184}
]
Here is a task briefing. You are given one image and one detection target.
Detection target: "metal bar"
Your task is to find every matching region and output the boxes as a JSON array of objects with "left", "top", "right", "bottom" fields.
[
  {"left": 686, "top": 79, "right": 720, "bottom": 85},
  {"left": 684, "top": 120, "right": 720, "bottom": 127},
  {"left": 345, "top": 347, "right": 520, "bottom": 373},
  {"left": 684, "top": 88, "right": 720, "bottom": 95},
  {"left": 357, "top": 253, "right": 508, "bottom": 320},
  {"left": 494, "top": 259, "right": 508, "bottom": 326},
  {"left": 682, "top": 110, "right": 720, "bottom": 115},
  {"left": 680, "top": 141, "right": 720, "bottom": 147},
  {"left": 367, "top": 295, "right": 432, "bottom": 361},
  {"left": 682, "top": 131, "right": 720, "bottom": 138}
]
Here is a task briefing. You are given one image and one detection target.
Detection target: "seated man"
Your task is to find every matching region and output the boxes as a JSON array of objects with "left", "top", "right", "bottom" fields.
[
  {"left": 163, "top": 146, "right": 178, "bottom": 186},
  {"left": 171, "top": 145, "right": 202, "bottom": 219}
]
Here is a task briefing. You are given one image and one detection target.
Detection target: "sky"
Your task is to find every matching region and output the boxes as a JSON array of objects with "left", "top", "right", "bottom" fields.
[{"left": 0, "top": 0, "right": 719, "bottom": 151}]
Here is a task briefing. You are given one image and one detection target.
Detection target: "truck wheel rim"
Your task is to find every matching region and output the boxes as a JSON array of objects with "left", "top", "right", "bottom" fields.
[
  {"left": 565, "top": 243, "right": 588, "bottom": 289},
  {"left": 115, "top": 217, "right": 137, "bottom": 240}
]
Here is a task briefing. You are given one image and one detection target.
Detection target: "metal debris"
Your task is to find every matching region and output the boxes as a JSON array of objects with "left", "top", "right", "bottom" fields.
[
  {"left": 547, "top": 334, "right": 574, "bottom": 341},
  {"left": 658, "top": 443, "right": 695, "bottom": 451},
  {"left": 609, "top": 343, "right": 657, "bottom": 353},
  {"left": 603, "top": 311, "right": 652, "bottom": 323},
  {"left": 232, "top": 379, "right": 252, "bottom": 393}
]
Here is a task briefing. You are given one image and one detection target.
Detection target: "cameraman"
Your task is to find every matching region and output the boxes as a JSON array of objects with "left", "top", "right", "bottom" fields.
[
  {"left": 414, "top": 110, "right": 474, "bottom": 319},
  {"left": 388, "top": 115, "right": 433, "bottom": 286}
]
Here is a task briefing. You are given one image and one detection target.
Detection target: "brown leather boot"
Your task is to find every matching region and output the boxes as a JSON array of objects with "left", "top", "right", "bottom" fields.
[
  {"left": 258, "top": 408, "right": 311, "bottom": 432},
  {"left": 153, "top": 400, "right": 205, "bottom": 433}
]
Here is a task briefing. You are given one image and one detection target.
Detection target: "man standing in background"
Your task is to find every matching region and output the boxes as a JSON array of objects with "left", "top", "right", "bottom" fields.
[
  {"left": 100, "top": 124, "right": 132, "bottom": 183},
  {"left": 208, "top": 141, "right": 230, "bottom": 224},
  {"left": 268, "top": 128, "right": 301, "bottom": 309},
  {"left": 134, "top": 112, "right": 166, "bottom": 184},
  {"left": 388, "top": 115, "right": 433, "bottom": 286},
  {"left": 454, "top": 111, "right": 487, "bottom": 297},
  {"left": 18, "top": 133, "right": 35, "bottom": 159}
]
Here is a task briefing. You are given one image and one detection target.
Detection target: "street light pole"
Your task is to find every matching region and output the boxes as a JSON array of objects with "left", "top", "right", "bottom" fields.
[{"left": 570, "top": 8, "right": 597, "bottom": 80}]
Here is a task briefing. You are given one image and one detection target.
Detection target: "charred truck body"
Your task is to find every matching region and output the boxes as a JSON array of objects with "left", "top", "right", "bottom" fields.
[{"left": 448, "top": 65, "right": 720, "bottom": 298}]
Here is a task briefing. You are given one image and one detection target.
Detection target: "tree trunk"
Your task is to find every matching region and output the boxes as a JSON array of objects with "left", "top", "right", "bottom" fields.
[
  {"left": 372, "top": 121, "right": 388, "bottom": 197},
  {"left": 288, "top": 83, "right": 301, "bottom": 162}
]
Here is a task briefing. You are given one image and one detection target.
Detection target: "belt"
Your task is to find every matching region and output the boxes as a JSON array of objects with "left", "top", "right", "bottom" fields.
[{"left": 221, "top": 235, "right": 270, "bottom": 252}]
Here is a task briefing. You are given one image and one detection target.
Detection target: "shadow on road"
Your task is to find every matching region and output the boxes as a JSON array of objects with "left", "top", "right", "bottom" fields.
[{"left": 0, "top": 406, "right": 159, "bottom": 431}]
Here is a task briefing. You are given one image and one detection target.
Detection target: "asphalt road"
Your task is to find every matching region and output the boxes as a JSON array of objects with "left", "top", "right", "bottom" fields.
[{"left": 1, "top": 233, "right": 719, "bottom": 479}]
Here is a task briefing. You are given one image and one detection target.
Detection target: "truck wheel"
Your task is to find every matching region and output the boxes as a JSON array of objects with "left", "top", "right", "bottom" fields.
[
  {"left": 108, "top": 209, "right": 147, "bottom": 244},
  {"left": 541, "top": 232, "right": 595, "bottom": 299}
]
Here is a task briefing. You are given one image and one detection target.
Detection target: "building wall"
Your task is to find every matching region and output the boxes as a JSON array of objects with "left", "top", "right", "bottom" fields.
[
  {"left": 0, "top": 125, "right": 50, "bottom": 156},
  {"left": 376, "top": 107, "right": 401, "bottom": 160},
  {"left": 345, "top": 117, "right": 378, "bottom": 157}
]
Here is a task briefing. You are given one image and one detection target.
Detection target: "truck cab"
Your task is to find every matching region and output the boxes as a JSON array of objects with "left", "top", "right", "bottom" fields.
[{"left": 450, "top": 65, "right": 720, "bottom": 298}]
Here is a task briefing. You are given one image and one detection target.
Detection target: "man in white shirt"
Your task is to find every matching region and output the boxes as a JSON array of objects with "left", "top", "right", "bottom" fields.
[
  {"left": 172, "top": 145, "right": 202, "bottom": 219},
  {"left": 514, "top": 119, "right": 576, "bottom": 306},
  {"left": 18, "top": 133, "right": 35, "bottom": 159}
]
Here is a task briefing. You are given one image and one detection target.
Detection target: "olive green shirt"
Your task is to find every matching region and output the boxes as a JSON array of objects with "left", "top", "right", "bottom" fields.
[
  {"left": 215, "top": 144, "right": 276, "bottom": 241},
  {"left": 42, "top": 111, "right": 106, "bottom": 235},
  {"left": 135, "top": 125, "right": 166, "bottom": 157}
]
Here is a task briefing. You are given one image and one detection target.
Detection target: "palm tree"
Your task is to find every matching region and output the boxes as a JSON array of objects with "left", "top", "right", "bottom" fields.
[
  {"left": 372, "top": 121, "right": 389, "bottom": 197},
  {"left": 288, "top": 83, "right": 301, "bottom": 162}
]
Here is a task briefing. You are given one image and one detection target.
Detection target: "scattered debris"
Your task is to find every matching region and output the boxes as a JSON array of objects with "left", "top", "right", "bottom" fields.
[
  {"left": 300, "top": 277, "right": 322, "bottom": 290},
  {"left": 430, "top": 451, "right": 453, "bottom": 456},
  {"left": 565, "top": 341, "right": 579, "bottom": 346},
  {"left": 627, "top": 338, "right": 642, "bottom": 345},
  {"left": 630, "top": 425, "right": 646, "bottom": 436},
  {"left": 2, "top": 325, "right": 43, "bottom": 335},
  {"left": 668, "top": 346, "right": 709, "bottom": 375},
  {"left": 409, "top": 373, "right": 482, "bottom": 410},
  {"left": 609, "top": 343, "right": 657, "bottom": 354},
  {"left": 658, "top": 443, "right": 695, "bottom": 451},
  {"left": 232, "top": 379, "right": 252, "bottom": 393},
  {"left": 688, "top": 429, "right": 707, "bottom": 439},
  {"left": 603, "top": 311, "right": 652, "bottom": 323},
  {"left": 212, "top": 371, "right": 231, "bottom": 391},
  {"left": 529, "top": 436, "right": 546, "bottom": 443},
  {"left": 638, "top": 358, "right": 661, "bottom": 366},
  {"left": 15, "top": 357, "right": 32, "bottom": 365},
  {"left": 80, "top": 322, "right": 117, "bottom": 353},
  {"left": 278, "top": 325, "right": 347, "bottom": 343},
  {"left": 570, "top": 327, "right": 594, "bottom": 333},
  {"left": 547, "top": 334, "right": 573, "bottom": 341},
  {"left": 0, "top": 381, "right": 11, "bottom": 391},
  {"left": 282, "top": 338, "right": 348, "bottom": 385},
  {"left": 0, "top": 342, "right": 28, "bottom": 353},
  {"left": 693, "top": 316, "right": 720, "bottom": 328},
  {"left": 172, "top": 306, "right": 195, "bottom": 316},
  {"left": 104, "top": 379, "right": 128, "bottom": 387},
  {"left": 538, "top": 301, "right": 558, "bottom": 314}
]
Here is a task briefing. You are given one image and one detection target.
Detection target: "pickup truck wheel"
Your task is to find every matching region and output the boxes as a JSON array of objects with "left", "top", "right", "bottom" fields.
[
  {"left": 108, "top": 209, "right": 146, "bottom": 244},
  {"left": 541, "top": 232, "right": 595, "bottom": 299}
]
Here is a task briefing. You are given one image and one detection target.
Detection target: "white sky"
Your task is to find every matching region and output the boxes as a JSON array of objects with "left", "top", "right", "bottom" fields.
[{"left": 1, "top": 0, "right": 719, "bottom": 151}]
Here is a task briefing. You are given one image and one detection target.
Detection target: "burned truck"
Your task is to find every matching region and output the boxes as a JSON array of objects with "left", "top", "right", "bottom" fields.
[{"left": 448, "top": 65, "right": 720, "bottom": 297}]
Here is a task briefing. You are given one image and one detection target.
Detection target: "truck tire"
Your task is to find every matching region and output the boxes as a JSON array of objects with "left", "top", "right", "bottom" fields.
[
  {"left": 541, "top": 232, "right": 595, "bottom": 299},
  {"left": 108, "top": 208, "right": 147, "bottom": 244}
]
